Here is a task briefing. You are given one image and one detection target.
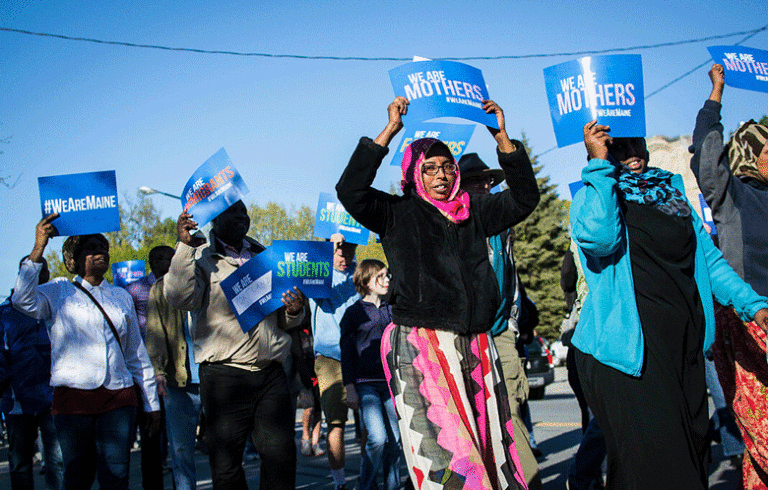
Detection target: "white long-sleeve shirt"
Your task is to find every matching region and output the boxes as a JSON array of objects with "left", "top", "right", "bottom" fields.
[{"left": 12, "top": 259, "right": 159, "bottom": 411}]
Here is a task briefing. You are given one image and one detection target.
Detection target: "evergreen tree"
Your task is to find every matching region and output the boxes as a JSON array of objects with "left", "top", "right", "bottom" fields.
[{"left": 512, "top": 134, "right": 571, "bottom": 342}]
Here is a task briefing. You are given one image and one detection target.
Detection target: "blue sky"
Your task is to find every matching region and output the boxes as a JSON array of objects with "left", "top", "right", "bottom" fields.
[{"left": 1, "top": 0, "right": 767, "bottom": 290}]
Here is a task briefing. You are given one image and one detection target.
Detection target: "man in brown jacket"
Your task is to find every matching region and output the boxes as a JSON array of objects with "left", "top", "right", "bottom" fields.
[{"left": 164, "top": 201, "right": 305, "bottom": 490}]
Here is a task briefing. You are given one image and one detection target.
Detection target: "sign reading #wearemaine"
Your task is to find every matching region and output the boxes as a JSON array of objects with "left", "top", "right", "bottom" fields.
[
  {"left": 390, "top": 123, "right": 475, "bottom": 166},
  {"left": 707, "top": 46, "right": 768, "bottom": 94},
  {"left": 314, "top": 192, "right": 371, "bottom": 245},
  {"left": 38, "top": 170, "right": 120, "bottom": 236},
  {"left": 544, "top": 54, "right": 646, "bottom": 148},
  {"left": 389, "top": 61, "right": 498, "bottom": 128},
  {"left": 112, "top": 261, "right": 146, "bottom": 288},
  {"left": 182, "top": 148, "right": 250, "bottom": 228},
  {"left": 221, "top": 241, "right": 333, "bottom": 333}
]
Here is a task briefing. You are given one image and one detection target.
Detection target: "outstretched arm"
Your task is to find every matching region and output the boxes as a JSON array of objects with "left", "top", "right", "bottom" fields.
[
  {"left": 483, "top": 100, "right": 516, "bottom": 153},
  {"left": 164, "top": 212, "right": 207, "bottom": 311},
  {"left": 13, "top": 215, "right": 60, "bottom": 320},
  {"left": 707, "top": 63, "right": 725, "bottom": 104},
  {"left": 474, "top": 101, "right": 539, "bottom": 235},
  {"left": 690, "top": 64, "right": 731, "bottom": 223},
  {"left": 337, "top": 98, "right": 404, "bottom": 235},
  {"left": 571, "top": 121, "right": 624, "bottom": 258},
  {"left": 373, "top": 96, "right": 407, "bottom": 148}
]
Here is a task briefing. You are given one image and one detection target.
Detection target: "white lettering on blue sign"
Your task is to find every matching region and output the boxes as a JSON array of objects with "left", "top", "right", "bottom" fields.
[
  {"left": 722, "top": 53, "right": 768, "bottom": 76},
  {"left": 231, "top": 271, "right": 273, "bottom": 315},
  {"left": 43, "top": 195, "right": 117, "bottom": 215}
]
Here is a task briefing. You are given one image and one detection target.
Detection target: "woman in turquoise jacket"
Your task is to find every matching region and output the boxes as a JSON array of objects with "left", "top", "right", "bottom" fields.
[{"left": 569, "top": 121, "right": 768, "bottom": 490}]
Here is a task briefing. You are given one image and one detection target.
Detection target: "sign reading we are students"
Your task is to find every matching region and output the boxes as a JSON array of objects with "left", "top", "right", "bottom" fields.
[
  {"left": 389, "top": 60, "right": 498, "bottom": 128},
  {"left": 390, "top": 123, "right": 475, "bottom": 166},
  {"left": 38, "top": 170, "right": 120, "bottom": 236},
  {"left": 182, "top": 148, "right": 250, "bottom": 228},
  {"left": 220, "top": 241, "right": 333, "bottom": 333},
  {"left": 707, "top": 46, "right": 768, "bottom": 93},
  {"left": 544, "top": 54, "right": 646, "bottom": 148},
  {"left": 112, "top": 260, "right": 146, "bottom": 288},
  {"left": 314, "top": 192, "right": 371, "bottom": 245}
]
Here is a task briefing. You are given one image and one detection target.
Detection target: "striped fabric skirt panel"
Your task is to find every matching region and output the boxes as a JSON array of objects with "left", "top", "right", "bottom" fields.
[{"left": 381, "top": 324, "right": 528, "bottom": 490}]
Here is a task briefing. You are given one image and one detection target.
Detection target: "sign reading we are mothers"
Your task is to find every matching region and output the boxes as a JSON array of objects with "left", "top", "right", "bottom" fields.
[
  {"left": 544, "top": 54, "right": 646, "bottom": 148},
  {"left": 708, "top": 46, "right": 768, "bottom": 93},
  {"left": 389, "top": 60, "right": 498, "bottom": 128}
]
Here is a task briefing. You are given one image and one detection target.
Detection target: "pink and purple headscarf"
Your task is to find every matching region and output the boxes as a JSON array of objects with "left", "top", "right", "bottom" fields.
[{"left": 400, "top": 138, "right": 470, "bottom": 224}]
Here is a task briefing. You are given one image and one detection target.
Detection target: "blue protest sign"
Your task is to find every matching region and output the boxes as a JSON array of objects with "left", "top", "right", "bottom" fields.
[
  {"left": 112, "top": 260, "right": 146, "bottom": 287},
  {"left": 270, "top": 241, "right": 333, "bottom": 299},
  {"left": 390, "top": 123, "right": 475, "bottom": 166},
  {"left": 544, "top": 55, "right": 646, "bottom": 148},
  {"left": 698, "top": 194, "right": 717, "bottom": 236},
  {"left": 38, "top": 170, "right": 120, "bottom": 236},
  {"left": 220, "top": 241, "right": 333, "bottom": 332},
  {"left": 389, "top": 61, "right": 497, "bottom": 128},
  {"left": 314, "top": 192, "right": 371, "bottom": 245},
  {"left": 568, "top": 180, "right": 585, "bottom": 199},
  {"left": 707, "top": 46, "right": 768, "bottom": 94},
  {"left": 182, "top": 148, "right": 250, "bottom": 228}
]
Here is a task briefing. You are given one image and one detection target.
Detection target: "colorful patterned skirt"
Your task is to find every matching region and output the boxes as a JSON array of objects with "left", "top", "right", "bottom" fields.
[
  {"left": 713, "top": 303, "right": 768, "bottom": 489},
  {"left": 381, "top": 324, "right": 528, "bottom": 490}
]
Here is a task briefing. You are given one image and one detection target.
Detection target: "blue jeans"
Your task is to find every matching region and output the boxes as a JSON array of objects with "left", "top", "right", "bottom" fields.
[
  {"left": 705, "top": 356, "right": 745, "bottom": 458},
  {"left": 54, "top": 405, "right": 136, "bottom": 490},
  {"left": 6, "top": 411, "right": 63, "bottom": 490},
  {"left": 357, "top": 382, "right": 402, "bottom": 490},
  {"left": 165, "top": 384, "right": 202, "bottom": 490}
]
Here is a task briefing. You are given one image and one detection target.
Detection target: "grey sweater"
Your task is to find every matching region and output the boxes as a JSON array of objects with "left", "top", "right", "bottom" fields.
[{"left": 690, "top": 99, "right": 768, "bottom": 297}]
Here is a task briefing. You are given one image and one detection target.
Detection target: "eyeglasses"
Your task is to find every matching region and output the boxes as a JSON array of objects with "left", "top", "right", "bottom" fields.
[
  {"left": 375, "top": 271, "right": 392, "bottom": 283},
  {"left": 422, "top": 163, "right": 458, "bottom": 176}
]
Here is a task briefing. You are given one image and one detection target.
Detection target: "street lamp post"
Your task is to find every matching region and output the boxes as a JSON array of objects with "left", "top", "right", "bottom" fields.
[{"left": 139, "top": 186, "right": 181, "bottom": 200}]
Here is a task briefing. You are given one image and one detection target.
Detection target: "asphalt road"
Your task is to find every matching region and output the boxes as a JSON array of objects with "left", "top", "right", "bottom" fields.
[{"left": 0, "top": 366, "right": 741, "bottom": 489}]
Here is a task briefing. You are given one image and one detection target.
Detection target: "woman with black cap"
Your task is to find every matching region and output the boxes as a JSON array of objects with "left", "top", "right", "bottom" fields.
[{"left": 337, "top": 96, "right": 540, "bottom": 490}]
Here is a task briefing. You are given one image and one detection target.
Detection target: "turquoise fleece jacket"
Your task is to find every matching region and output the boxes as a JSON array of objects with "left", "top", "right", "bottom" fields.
[{"left": 570, "top": 158, "right": 768, "bottom": 377}]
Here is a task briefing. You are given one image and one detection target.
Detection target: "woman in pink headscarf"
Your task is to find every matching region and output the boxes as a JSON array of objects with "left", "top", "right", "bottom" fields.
[{"left": 337, "top": 97, "right": 540, "bottom": 490}]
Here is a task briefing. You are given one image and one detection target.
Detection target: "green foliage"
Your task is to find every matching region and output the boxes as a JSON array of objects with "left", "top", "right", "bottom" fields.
[
  {"left": 247, "top": 202, "right": 316, "bottom": 246},
  {"left": 247, "top": 201, "right": 386, "bottom": 263},
  {"left": 46, "top": 192, "right": 178, "bottom": 282},
  {"left": 45, "top": 252, "right": 72, "bottom": 281},
  {"left": 512, "top": 134, "right": 571, "bottom": 342},
  {"left": 760, "top": 114, "right": 768, "bottom": 126}
]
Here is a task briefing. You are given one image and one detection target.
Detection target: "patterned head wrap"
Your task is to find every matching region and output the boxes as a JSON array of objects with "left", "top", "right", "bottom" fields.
[
  {"left": 62, "top": 234, "right": 109, "bottom": 274},
  {"left": 400, "top": 138, "right": 470, "bottom": 223},
  {"left": 616, "top": 166, "right": 692, "bottom": 218},
  {"left": 727, "top": 120, "right": 768, "bottom": 183}
]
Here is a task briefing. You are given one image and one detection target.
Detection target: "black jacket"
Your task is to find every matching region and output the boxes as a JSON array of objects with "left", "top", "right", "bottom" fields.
[{"left": 336, "top": 137, "right": 539, "bottom": 334}]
